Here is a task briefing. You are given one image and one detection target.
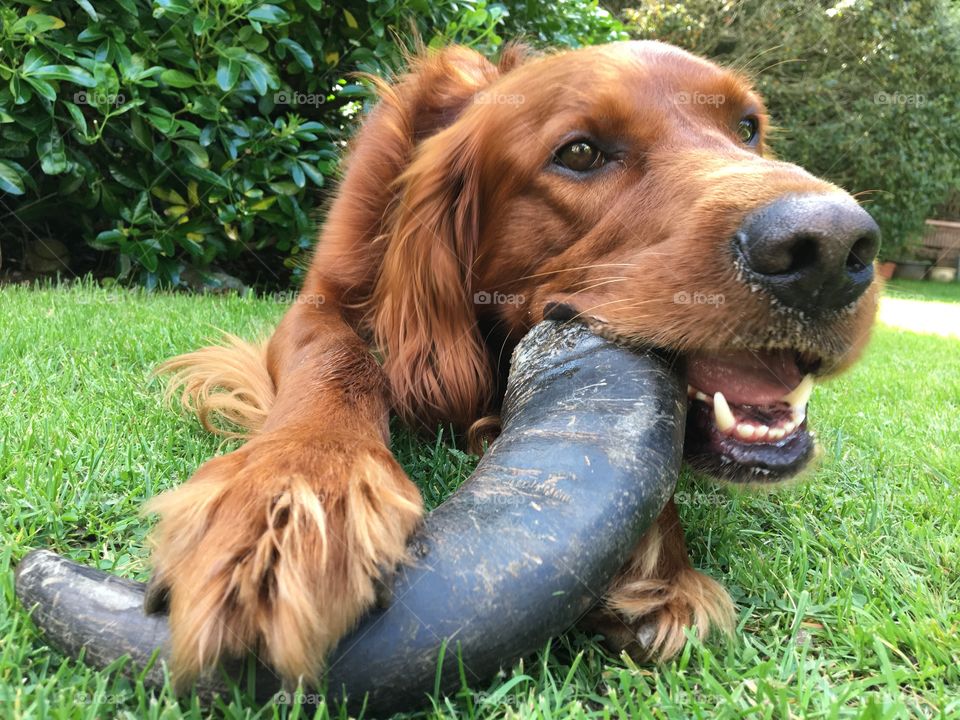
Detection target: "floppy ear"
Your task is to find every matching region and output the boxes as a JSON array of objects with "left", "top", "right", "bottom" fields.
[
  {"left": 371, "top": 119, "right": 491, "bottom": 432},
  {"left": 338, "top": 44, "right": 530, "bottom": 431}
]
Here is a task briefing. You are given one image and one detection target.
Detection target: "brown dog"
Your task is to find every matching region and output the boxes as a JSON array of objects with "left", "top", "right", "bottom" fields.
[{"left": 148, "top": 41, "right": 879, "bottom": 688}]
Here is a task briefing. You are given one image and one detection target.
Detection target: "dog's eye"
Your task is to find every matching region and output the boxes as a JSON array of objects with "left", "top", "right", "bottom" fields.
[
  {"left": 737, "top": 117, "right": 759, "bottom": 145},
  {"left": 554, "top": 141, "right": 604, "bottom": 172}
]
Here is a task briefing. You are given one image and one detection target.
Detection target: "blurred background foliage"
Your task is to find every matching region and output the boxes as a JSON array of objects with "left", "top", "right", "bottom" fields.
[
  {"left": 1, "top": 0, "right": 957, "bottom": 287},
  {"left": 622, "top": 0, "right": 960, "bottom": 260}
]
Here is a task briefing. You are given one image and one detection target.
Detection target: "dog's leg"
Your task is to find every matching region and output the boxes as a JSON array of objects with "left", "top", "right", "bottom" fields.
[
  {"left": 146, "top": 296, "right": 423, "bottom": 689},
  {"left": 585, "top": 497, "right": 735, "bottom": 659}
]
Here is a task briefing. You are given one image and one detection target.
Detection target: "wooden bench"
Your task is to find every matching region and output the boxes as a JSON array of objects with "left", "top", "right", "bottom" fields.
[{"left": 919, "top": 219, "right": 960, "bottom": 267}]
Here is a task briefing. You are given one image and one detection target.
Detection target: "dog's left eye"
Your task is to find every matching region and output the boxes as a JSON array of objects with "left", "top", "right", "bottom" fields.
[
  {"left": 737, "top": 117, "right": 760, "bottom": 145},
  {"left": 553, "top": 141, "right": 605, "bottom": 172}
]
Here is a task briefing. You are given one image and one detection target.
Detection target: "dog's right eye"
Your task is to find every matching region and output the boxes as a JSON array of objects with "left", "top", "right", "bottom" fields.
[{"left": 553, "top": 141, "right": 605, "bottom": 172}]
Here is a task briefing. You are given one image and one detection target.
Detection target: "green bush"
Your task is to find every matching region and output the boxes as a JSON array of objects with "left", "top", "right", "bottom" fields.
[
  {"left": 3, "top": 0, "right": 957, "bottom": 281},
  {"left": 624, "top": 0, "right": 960, "bottom": 259},
  {"left": 0, "top": 0, "right": 622, "bottom": 287}
]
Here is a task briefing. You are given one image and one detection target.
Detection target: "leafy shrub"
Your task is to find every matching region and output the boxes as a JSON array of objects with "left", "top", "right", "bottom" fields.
[
  {"left": 0, "top": 0, "right": 620, "bottom": 287},
  {"left": 624, "top": 0, "right": 960, "bottom": 258},
  {"left": 4, "top": 0, "right": 957, "bottom": 281}
]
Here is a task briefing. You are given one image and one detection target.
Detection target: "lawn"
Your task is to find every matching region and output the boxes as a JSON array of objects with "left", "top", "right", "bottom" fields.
[{"left": 1, "top": 280, "right": 958, "bottom": 719}]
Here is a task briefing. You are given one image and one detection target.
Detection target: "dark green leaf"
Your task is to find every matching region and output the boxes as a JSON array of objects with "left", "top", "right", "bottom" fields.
[
  {"left": 38, "top": 128, "right": 68, "bottom": 175},
  {"left": 146, "top": 108, "right": 175, "bottom": 133},
  {"left": 299, "top": 161, "right": 325, "bottom": 186},
  {"left": 277, "top": 38, "right": 314, "bottom": 71},
  {"left": 239, "top": 52, "right": 279, "bottom": 95},
  {"left": 152, "top": 0, "right": 191, "bottom": 17},
  {"left": 160, "top": 69, "right": 197, "bottom": 88},
  {"left": 22, "top": 48, "right": 52, "bottom": 74},
  {"left": 94, "top": 229, "right": 126, "bottom": 247},
  {"left": 247, "top": 5, "right": 290, "bottom": 24},
  {"left": 23, "top": 76, "right": 57, "bottom": 102},
  {"left": 63, "top": 101, "right": 89, "bottom": 136},
  {"left": 216, "top": 57, "right": 241, "bottom": 91},
  {"left": 290, "top": 161, "right": 305, "bottom": 188},
  {"left": 27, "top": 64, "right": 97, "bottom": 87},
  {"left": 11, "top": 14, "right": 65, "bottom": 36},
  {"left": 75, "top": 0, "right": 99, "bottom": 21},
  {"left": 0, "top": 159, "right": 27, "bottom": 194},
  {"left": 175, "top": 140, "right": 210, "bottom": 168}
]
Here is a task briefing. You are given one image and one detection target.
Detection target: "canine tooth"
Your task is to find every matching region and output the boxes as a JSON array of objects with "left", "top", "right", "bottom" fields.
[
  {"left": 768, "top": 427, "right": 786, "bottom": 441},
  {"left": 791, "top": 405, "right": 806, "bottom": 426},
  {"left": 736, "top": 422, "right": 755, "bottom": 440},
  {"left": 783, "top": 420, "right": 796, "bottom": 434},
  {"left": 713, "top": 392, "right": 735, "bottom": 432},
  {"left": 783, "top": 374, "right": 815, "bottom": 409}
]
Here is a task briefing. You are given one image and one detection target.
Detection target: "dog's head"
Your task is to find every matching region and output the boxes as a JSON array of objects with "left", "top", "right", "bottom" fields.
[{"left": 361, "top": 41, "right": 879, "bottom": 482}]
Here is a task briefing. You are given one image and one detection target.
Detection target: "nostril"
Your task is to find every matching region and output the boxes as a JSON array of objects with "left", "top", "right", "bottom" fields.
[
  {"left": 846, "top": 235, "right": 877, "bottom": 274},
  {"left": 785, "top": 236, "right": 819, "bottom": 275}
]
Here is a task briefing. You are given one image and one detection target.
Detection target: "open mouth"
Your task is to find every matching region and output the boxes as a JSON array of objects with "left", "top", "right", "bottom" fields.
[
  {"left": 682, "top": 349, "right": 819, "bottom": 482},
  {"left": 539, "top": 301, "right": 824, "bottom": 481}
]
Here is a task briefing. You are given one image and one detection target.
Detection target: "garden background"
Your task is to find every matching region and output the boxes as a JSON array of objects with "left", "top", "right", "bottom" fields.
[
  {"left": 2, "top": 0, "right": 960, "bottom": 287},
  {"left": 1, "top": 2, "right": 958, "bottom": 718}
]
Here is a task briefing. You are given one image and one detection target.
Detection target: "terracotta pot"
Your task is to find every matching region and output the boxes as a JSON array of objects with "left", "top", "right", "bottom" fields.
[{"left": 877, "top": 261, "right": 897, "bottom": 280}]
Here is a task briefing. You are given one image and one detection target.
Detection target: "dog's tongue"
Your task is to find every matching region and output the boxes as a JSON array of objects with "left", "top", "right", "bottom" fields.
[{"left": 687, "top": 350, "right": 803, "bottom": 406}]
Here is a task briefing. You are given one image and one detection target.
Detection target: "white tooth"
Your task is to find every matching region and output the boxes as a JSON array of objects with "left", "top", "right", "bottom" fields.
[
  {"left": 783, "top": 374, "right": 815, "bottom": 409},
  {"left": 768, "top": 428, "right": 785, "bottom": 441},
  {"left": 791, "top": 405, "right": 806, "bottom": 426},
  {"left": 687, "top": 385, "right": 695, "bottom": 395},
  {"left": 783, "top": 421, "right": 796, "bottom": 434},
  {"left": 695, "top": 391, "right": 710, "bottom": 403},
  {"left": 713, "top": 391, "right": 736, "bottom": 432},
  {"left": 736, "top": 422, "right": 755, "bottom": 440},
  {"left": 755, "top": 425, "right": 769, "bottom": 440}
]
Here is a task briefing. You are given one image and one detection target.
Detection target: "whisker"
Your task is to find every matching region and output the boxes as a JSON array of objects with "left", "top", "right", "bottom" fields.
[
  {"left": 573, "top": 297, "right": 667, "bottom": 317},
  {"left": 564, "top": 278, "right": 632, "bottom": 298},
  {"left": 509, "top": 263, "right": 640, "bottom": 284},
  {"left": 570, "top": 276, "right": 630, "bottom": 287}
]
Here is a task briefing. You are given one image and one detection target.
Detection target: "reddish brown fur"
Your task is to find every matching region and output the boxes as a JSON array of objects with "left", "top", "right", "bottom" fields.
[{"left": 150, "top": 41, "right": 878, "bottom": 687}]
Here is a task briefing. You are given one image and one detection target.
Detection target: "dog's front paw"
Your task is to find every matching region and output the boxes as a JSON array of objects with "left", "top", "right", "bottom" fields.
[
  {"left": 593, "top": 567, "right": 735, "bottom": 660},
  {"left": 145, "top": 431, "right": 423, "bottom": 689}
]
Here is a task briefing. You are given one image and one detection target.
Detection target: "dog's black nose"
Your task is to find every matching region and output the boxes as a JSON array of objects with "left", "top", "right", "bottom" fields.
[{"left": 735, "top": 194, "right": 879, "bottom": 314}]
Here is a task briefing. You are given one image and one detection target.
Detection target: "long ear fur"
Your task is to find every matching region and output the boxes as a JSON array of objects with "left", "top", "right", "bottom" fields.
[
  {"left": 372, "top": 125, "right": 488, "bottom": 431},
  {"left": 361, "top": 45, "right": 530, "bottom": 431}
]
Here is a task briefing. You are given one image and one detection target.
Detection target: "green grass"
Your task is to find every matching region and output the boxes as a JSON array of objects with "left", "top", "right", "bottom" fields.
[
  {"left": 1, "top": 281, "right": 958, "bottom": 719},
  {"left": 883, "top": 278, "right": 960, "bottom": 304}
]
